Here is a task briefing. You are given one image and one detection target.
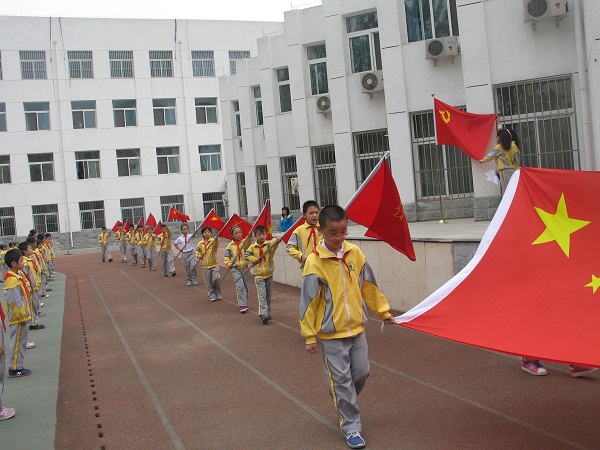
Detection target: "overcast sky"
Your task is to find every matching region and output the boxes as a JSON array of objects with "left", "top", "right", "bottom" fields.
[{"left": 0, "top": 0, "right": 321, "bottom": 22}]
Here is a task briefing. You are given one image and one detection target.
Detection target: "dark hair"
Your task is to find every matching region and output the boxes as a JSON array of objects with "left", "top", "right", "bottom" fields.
[
  {"left": 26, "top": 237, "right": 36, "bottom": 245},
  {"left": 0, "top": 244, "right": 6, "bottom": 250},
  {"left": 255, "top": 225, "right": 267, "bottom": 234},
  {"left": 29, "top": 229, "right": 37, "bottom": 235},
  {"left": 319, "top": 205, "right": 348, "bottom": 230},
  {"left": 18, "top": 242, "right": 30, "bottom": 253},
  {"left": 302, "top": 200, "right": 319, "bottom": 213},
  {"left": 180, "top": 223, "right": 189, "bottom": 231},
  {"left": 45, "top": 233, "right": 51, "bottom": 238},
  {"left": 497, "top": 127, "right": 520, "bottom": 152},
  {"left": 201, "top": 226, "right": 212, "bottom": 234},
  {"left": 101, "top": 227, "right": 107, "bottom": 231},
  {"left": 282, "top": 206, "right": 290, "bottom": 217},
  {"left": 230, "top": 225, "right": 242, "bottom": 236},
  {"left": 5, "top": 248, "right": 22, "bottom": 268}
]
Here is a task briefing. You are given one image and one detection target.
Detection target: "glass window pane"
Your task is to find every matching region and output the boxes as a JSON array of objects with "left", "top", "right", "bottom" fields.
[
  {"left": 129, "top": 160, "right": 141, "bottom": 175},
  {"left": 168, "top": 157, "right": 180, "bottom": 173},
  {"left": 154, "top": 109, "right": 165, "bottom": 125},
  {"left": 349, "top": 35, "right": 372, "bottom": 73},
  {"left": 206, "top": 108, "right": 217, "bottom": 123},
  {"left": 157, "top": 158, "right": 168, "bottom": 174},
  {"left": 42, "top": 163, "right": 54, "bottom": 180},
  {"left": 125, "top": 109, "right": 136, "bottom": 126},
  {"left": 279, "top": 85, "right": 292, "bottom": 113},
  {"left": 276, "top": 68, "right": 289, "bottom": 82},
  {"left": 346, "top": 12, "right": 378, "bottom": 33},
  {"left": 117, "top": 159, "right": 129, "bottom": 176},
  {"left": 165, "top": 108, "right": 176, "bottom": 125},
  {"left": 114, "top": 110, "right": 125, "bottom": 127},
  {"left": 85, "top": 110, "right": 96, "bottom": 128}
]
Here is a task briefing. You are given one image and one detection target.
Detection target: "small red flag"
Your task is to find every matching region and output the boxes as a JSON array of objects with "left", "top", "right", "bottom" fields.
[
  {"left": 252, "top": 201, "right": 272, "bottom": 240},
  {"left": 146, "top": 213, "right": 157, "bottom": 228},
  {"left": 153, "top": 221, "right": 163, "bottom": 235},
  {"left": 168, "top": 207, "right": 190, "bottom": 222},
  {"left": 280, "top": 217, "right": 306, "bottom": 244},
  {"left": 218, "top": 214, "right": 253, "bottom": 239},
  {"left": 138, "top": 219, "right": 145, "bottom": 228},
  {"left": 123, "top": 220, "right": 132, "bottom": 232},
  {"left": 434, "top": 98, "right": 497, "bottom": 160},
  {"left": 396, "top": 167, "right": 600, "bottom": 366},
  {"left": 346, "top": 155, "right": 416, "bottom": 261},
  {"left": 111, "top": 220, "right": 123, "bottom": 232},
  {"left": 200, "top": 209, "right": 225, "bottom": 231}
]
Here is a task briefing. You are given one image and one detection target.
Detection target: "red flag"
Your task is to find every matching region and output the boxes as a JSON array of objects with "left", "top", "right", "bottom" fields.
[
  {"left": 146, "top": 213, "right": 157, "bottom": 228},
  {"left": 434, "top": 98, "right": 497, "bottom": 160},
  {"left": 138, "top": 219, "right": 145, "bottom": 228},
  {"left": 218, "top": 214, "right": 253, "bottom": 239},
  {"left": 280, "top": 217, "right": 306, "bottom": 244},
  {"left": 168, "top": 207, "right": 190, "bottom": 222},
  {"left": 153, "top": 221, "right": 163, "bottom": 235},
  {"left": 200, "top": 209, "right": 225, "bottom": 231},
  {"left": 123, "top": 220, "right": 132, "bottom": 232},
  {"left": 252, "top": 200, "right": 272, "bottom": 240},
  {"left": 346, "top": 155, "right": 416, "bottom": 261},
  {"left": 396, "top": 167, "right": 600, "bottom": 366},
  {"left": 111, "top": 220, "right": 123, "bottom": 232}
]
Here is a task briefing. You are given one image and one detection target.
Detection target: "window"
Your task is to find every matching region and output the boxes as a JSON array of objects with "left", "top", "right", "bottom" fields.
[
  {"left": 113, "top": 99, "right": 137, "bottom": 127},
  {"left": 307, "top": 44, "right": 328, "bottom": 95},
  {"left": 347, "top": 12, "right": 382, "bottom": 73},
  {"left": 160, "top": 195, "right": 185, "bottom": 223},
  {"left": 68, "top": 51, "right": 94, "bottom": 79},
  {"left": 405, "top": 0, "right": 459, "bottom": 43},
  {"left": 236, "top": 172, "right": 248, "bottom": 217},
  {"left": 199, "top": 145, "right": 222, "bottom": 171},
  {"left": 495, "top": 76, "right": 579, "bottom": 170},
  {"left": 156, "top": 147, "right": 180, "bottom": 174},
  {"left": 0, "top": 155, "right": 11, "bottom": 184},
  {"left": 120, "top": 198, "right": 145, "bottom": 225},
  {"left": 202, "top": 192, "right": 226, "bottom": 217},
  {"left": 195, "top": 98, "right": 218, "bottom": 124},
  {"left": 353, "top": 129, "right": 389, "bottom": 187},
  {"left": 20, "top": 51, "right": 47, "bottom": 79},
  {"left": 253, "top": 86, "right": 263, "bottom": 126},
  {"left": 75, "top": 151, "right": 101, "bottom": 180},
  {"left": 153, "top": 98, "right": 176, "bottom": 125},
  {"left": 109, "top": 51, "right": 134, "bottom": 78},
  {"left": 72, "top": 101, "right": 97, "bottom": 129},
  {"left": 192, "top": 51, "right": 214, "bottom": 77},
  {"left": 32, "top": 204, "right": 59, "bottom": 233},
  {"left": 312, "top": 145, "right": 338, "bottom": 207},
  {"left": 0, "top": 207, "right": 16, "bottom": 237},
  {"left": 24, "top": 102, "right": 50, "bottom": 131},
  {"left": 281, "top": 156, "right": 300, "bottom": 212},
  {"left": 411, "top": 110, "right": 473, "bottom": 199},
  {"left": 256, "top": 165, "right": 270, "bottom": 206},
  {"left": 149, "top": 50, "right": 173, "bottom": 77},
  {"left": 0, "top": 103, "right": 6, "bottom": 132},
  {"left": 229, "top": 50, "right": 250, "bottom": 75},
  {"left": 28, "top": 153, "right": 54, "bottom": 182},
  {"left": 116, "top": 149, "right": 141, "bottom": 176},
  {"left": 79, "top": 201, "right": 105, "bottom": 230},
  {"left": 277, "top": 68, "right": 292, "bottom": 113},
  {"left": 233, "top": 101, "right": 241, "bottom": 137}
]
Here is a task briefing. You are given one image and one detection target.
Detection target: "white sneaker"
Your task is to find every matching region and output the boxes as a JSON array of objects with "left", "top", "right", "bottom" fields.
[
  {"left": 185, "top": 281, "right": 192, "bottom": 286},
  {"left": 192, "top": 280, "right": 199, "bottom": 285}
]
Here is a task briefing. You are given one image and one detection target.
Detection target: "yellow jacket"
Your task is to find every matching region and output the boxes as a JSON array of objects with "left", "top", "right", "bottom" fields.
[
  {"left": 116, "top": 229, "right": 127, "bottom": 243},
  {"left": 244, "top": 238, "right": 280, "bottom": 278},
  {"left": 98, "top": 232, "right": 111, "bottom": 245},
  {"left": 34, "top": 248, "right": 48, "bottom": 274},
  {"left": 300, "top": 240, "right": 391, "bottom": 345},
  {"left": 23, "top": 256, "right": 41, "bottom": 290},
  {"left": 4, "top": 270, "right": 31, "bottom": 324},
  {"left": 158, "top": 229, "right": 173, "bottom": 252},
  {"left": 224, "top": 237, "right": 251, "bottom": 270},
  {"left": 482, "top": 142, "right": 520, "bottom": 171},
  {"left": 145, "top": 233, "right": 158, "bottom": 249},
  {"left": 285, "top": 222, "right": 322, "bottom": 262},
  {"left": 196, "top": 237, "right": 219, "bottom": 269}
]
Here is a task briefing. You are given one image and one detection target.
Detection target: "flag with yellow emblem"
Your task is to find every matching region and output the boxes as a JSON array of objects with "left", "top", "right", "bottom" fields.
[
  {"left": 395, "top": 167, "right": 600, "bottom": 366},
  {"left": 199, "top": 209, "right": 225, "bottom": 231},
  {"left": 252, "top": 200, "right": 272, "bottom": 240},
  {"left": 434, "top": 98, "right": 497, "bottom": 160}
]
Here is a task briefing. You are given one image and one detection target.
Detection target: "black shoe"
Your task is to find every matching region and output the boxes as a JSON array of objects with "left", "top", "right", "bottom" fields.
[
  {"left": 171, "top": 272, "right": 176, "bottom": 277},
  {"left": 164, "top": 273, "right": 168, "bottom": 277},
  {"left": 109, "top": 258, "right": 113, "bottom": 262},
  {"left": 8, "top": 368, "right": 31, "bottom": 377},
  {"left": 262, "top": 315, "right": 271, "bottom": 325},
  {"left": 29, "top": 324, "right": 46, "bottom": 330}
]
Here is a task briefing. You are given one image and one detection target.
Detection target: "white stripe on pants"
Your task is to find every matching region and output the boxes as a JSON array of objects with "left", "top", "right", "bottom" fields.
[
  {"left": 119, "top": 242, "right": 128, "bottom": 262},
  {"left": 232, "top": 267, "right": 250, "bottom": 308},
  {"left": 161, "top": 250, "right": 174, "bottom": 274},
  {"left": 203, "top": 267, "right": 221, "bottom": 300},
  {"left": 101, "top": 244, "right": 111, "bottom": 261},
  {"left": 9, "top": 322, "right": 28, "bottom": 371},
  {"left": 183, "top": 252, "right": 197, "bottom": 282},
  {"left": 320, "top": 332, "right": 369, "bottom": 435},
  {"left": 147, "top": 249, "right": 157, "bottom": 270},
  {"left": 254, "top": 276, "right": 272, "bottom": 316}
]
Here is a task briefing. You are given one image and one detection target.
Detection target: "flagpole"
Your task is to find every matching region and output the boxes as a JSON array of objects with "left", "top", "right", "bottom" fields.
[
  {"left": 172, "top": 208, "right": 213, "bottom": 260},
  {"left": 431, "top": 93, "right": 447, "bottom": 224},
  {"left": 344, "top": 151, "right": 390, "bottom": 209}
]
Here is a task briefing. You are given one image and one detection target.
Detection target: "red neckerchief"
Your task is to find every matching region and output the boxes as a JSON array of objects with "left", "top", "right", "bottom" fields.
[
  {"left": 234, "top": 240, "right": 243, "bottom": 261},
  {"left": 306, "top": 225, "right": 318, "bottom": 249},
  {"left": 203, "top": 239, "right": 211, "bottom": 250},
  {"left": 312, "top": 244, "right": 353, "bottom": 281},
  {"left": 29, "top": 255, "right": 39, "bottom": 273},
  {"left": 0, "top": 303, "right": 4, "bottom": 332}
]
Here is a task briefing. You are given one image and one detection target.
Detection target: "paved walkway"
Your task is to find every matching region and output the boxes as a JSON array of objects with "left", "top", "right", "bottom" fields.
[{"left": 3, "top": 244, "right": 600, "bottom": 449}]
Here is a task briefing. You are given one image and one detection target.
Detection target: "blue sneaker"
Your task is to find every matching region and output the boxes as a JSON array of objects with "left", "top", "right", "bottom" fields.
[
  {"left": 8, "top": 368, "right": 32, "bottom": 377},
  {"left": 346, "top": 432, "right": 366, "bottom": 449}
]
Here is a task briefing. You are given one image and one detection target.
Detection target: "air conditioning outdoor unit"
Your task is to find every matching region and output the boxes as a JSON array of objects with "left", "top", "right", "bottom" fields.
[
  {"left": 316, "top": 95, "right": 331, "bottom": 114},
  {"left": 523, "top": 0, "right": 567, "bottom": 22},
  {"left": 360, "top": 70, "right": 384, "bottom": 94},
  {"left": 222, "top": 193, "right": 229, "bottom": 206},
  {"left": 290, "top": 177, "right": 299, "bottom": 194},
  {"left": 425, "top": 36, "right": 459, "bottom": 61}
]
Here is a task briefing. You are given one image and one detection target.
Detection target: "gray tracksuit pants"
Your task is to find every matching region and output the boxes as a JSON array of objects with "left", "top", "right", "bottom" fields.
[
  {"left": 101, "top": 244, "right": 112, "bottom": 261},
  {"left": 161, "top": 250, "right": 174, "bottom": 275},
  {"left": 9, "top": 322, "right": 28, "bottom": 371},
  {"left": 203, "top": 267, "right": 221, "bottom": 300},
  {"left": 254, "top": 276, "right": 273, "bottom": 316},
  {"left": 119, "top": 242, "right": 128, "bottom": 262},
  {"left": 183, "top": 251, "right": 197, "bottom": 282},
  {"left": 232, "top": 267, "right": 250, "bottom": 308}
]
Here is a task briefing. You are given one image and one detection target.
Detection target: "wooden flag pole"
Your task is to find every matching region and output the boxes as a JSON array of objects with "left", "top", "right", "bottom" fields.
[{"left": 431, "top": 92, "right": 447, "bottom": 224}]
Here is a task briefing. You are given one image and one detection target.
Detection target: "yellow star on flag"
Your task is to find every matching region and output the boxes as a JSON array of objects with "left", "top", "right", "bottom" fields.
[
  {"left": 532, "top": 193, "right": 590, "bottom": 257},
  {"left": 585, "top": 275, "right": 600, "bottom": 294}
]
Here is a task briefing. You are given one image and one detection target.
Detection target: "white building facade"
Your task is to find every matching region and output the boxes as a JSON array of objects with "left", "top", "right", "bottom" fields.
[
  {"left": 219, "top": 0, "right": 600, "bottom": 226},
  {"left": 0, "top": 16, "right": 283, "bottom": 246}
]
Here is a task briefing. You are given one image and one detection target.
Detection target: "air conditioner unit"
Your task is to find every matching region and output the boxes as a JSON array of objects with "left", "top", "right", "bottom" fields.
[
  {"left": 523, "top": 0, "right": 567, "bottom": 22},
  {"left": 316, "top": 95, "right": 331, "bottom": 114},
  {"left": 290, "top": 177, "right": 299, "bottom": 194},
  {"left": 360, "top": 70, "right": 384, "bottom": 94},
  {"left": 425, "top": 36, "right": 459, "bottom": 60},
  {"left": 221, "top": 193, "right": 229, "bottom": 206}
]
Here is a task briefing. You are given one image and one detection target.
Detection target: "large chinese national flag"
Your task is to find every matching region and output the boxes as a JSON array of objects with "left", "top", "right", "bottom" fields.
[
  {"left": 218, "top": 214, "right": 253, "bottom": 239},
  {"left": 200, "top": 209, "right": 225, "bottom": 231},
  {"left": 111, "top": 220, "right": 123, "bottom": 232},
  {"left": 346, "top": 156, "right": 416, "bottom": 261},
  {"left": 395, "top": 167, "right": 600, "bottom": 366},
  {"left": 434, "top": 98, "right": 497, "bottom": 160},
  {"left": 252, "top": 201, "right": 272, "bottom": 240}
]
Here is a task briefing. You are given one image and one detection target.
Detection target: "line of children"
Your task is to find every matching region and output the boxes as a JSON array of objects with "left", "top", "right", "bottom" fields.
[{"left": 195, "top": 227, "right": 222, "bottom": 301}]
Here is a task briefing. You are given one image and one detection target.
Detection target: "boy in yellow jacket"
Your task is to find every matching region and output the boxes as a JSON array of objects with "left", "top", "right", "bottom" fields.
[
  {"left": 3, "top": 249, "right": 32, "bottom": 378},
  {"left": 196, "top": 227, "right": 221, "bottom": 302},
  {"left": 285, "top": 200, "right": 321, "bottom": 266},
  {"left": 145, "top": 227, "right": 158, "bottom": 271},
  {"left": 300, "top": 205, "right": 393, "bottom": 449},
  {"left": 19, "top": 242, "right": 45, "bottom": 331},
  {"left": 244, "top": 226, "right": 281, "bottom": 324},
  {"left": 157, "top": 227, "right": 175, "bottom": 277},
  {"left": 98, "top": 227, "right": 113, "bottom": 262},
  {"left": 224, "top": 225, "right": 251, "bottom": 313}
]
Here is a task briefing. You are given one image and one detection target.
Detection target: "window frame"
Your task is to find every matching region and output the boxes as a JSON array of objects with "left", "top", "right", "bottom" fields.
[
  {"left": 156, "top": 147, "right": 180, "bottom": 175},
  {"left": 109, "top": 50, "right": 134, "bottom": 78},
  {"left": 28, "top": 152, "right": 55, "bottom": 182},
  {"left": 71, "top": 100, "right": 97, "bottom": 129},
  {"left": 32, "top": 204, "right": 59, "bottom": 233},
  {"left": 236, "top": 172, "right": 248, "bottom": 217},
  {"left": 75, "top": 150, "right": 101, "bottom": 180},
  {"left": 192, "top": 51, "right": 215, "bottom": 77},
  {"left": 67, "top": 51, "right": 94, "bottom": 79},
  {"left": 353, "top": 129, "right": 389, "bottom": 188},
  {"left": 0, "top": 207, "right": 16, "bottom": 237},
  {"left": 312, "top": 145, "right": 339, "bottom": 207},
  {"left": 276, "top": 67, "right": 292, "bottom": 113},
  {"left": 116, "top": 149, "right": 141, "bottom": 177},
  {"left": 112, "top": 99, "right": 137, "bottom": 127},
  {"left": 228, "top": 50, "right": 251, "bottom": 75},
  {"left": 153, "top": 98, "right": 177, "bottom": 126},
  {"left": 307, "top": 44, "right": 329, "bottom": 96},
  {"left": 0, "top": 102, "right": 6, "bottom": 132},
  {"left": 252, "top": 86, "right": 263, "bottom": 126},
  {"left": 233, "top": 101, "right": 242, "bottom": 137},
  {"left": 149, "top": 50, "right": 173, "bottom": 78},
  {"left": 160, "top": 195, "right": 185, "bottom": 222},
  {"left": 256, "top": 165, "right": 270, "bottom": 206},
  {"left": 120, "top": 198, "right": 145, "bottom": 225},
  {"left": 0, "top": 155, "right": 11, "bottom": 184},
  {"left": 202, "top": 192, "right": 226, "bottom": 218},
  {"left": 199, "top": 145, "right": 222, "bottom": 172},
  {"left": 19, "top": 50, "right": 47, "bottom": 80},
  {"left": 280, "top": 156, "right": 300, "bottom": 212},
  {"left": 24, "top": 102, "right": 50, "bottom": 131},
  {"left": 405, "top": 0, "right": 459, "bottom": 43},
  {"left": 195, "top": 98, "right": 218, "bottom": 124},
  {"left": 79, "top": 200, "right": 105, "bottom": 230},
  {"left": 346, "top": 12, "right": 382, "bottom": 74}
]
